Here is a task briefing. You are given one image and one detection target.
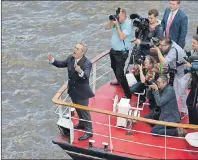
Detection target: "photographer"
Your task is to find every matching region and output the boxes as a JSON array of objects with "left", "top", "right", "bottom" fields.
[
  {"left": 130, "top": 55, "right": 160, "bottom": 106},
  {"left": 184, "top": 34, "right": 198, "bottom": 124},
  {"left": 135, "top": 9, "right": 163, "bottom": 62},
  {"left": 105, "top": 8, "right": 132, "bottom": 99},
  {"left": 151, "top": 36, "right": 190, "bottom": 119},
  {"left": 144, "top": 75, "right": 184, "bottom": 137}
]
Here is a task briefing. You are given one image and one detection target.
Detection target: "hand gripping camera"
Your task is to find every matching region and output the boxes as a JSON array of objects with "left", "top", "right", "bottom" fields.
[{"left": 109, "top": 7, "right": 121, "bottom": 21}]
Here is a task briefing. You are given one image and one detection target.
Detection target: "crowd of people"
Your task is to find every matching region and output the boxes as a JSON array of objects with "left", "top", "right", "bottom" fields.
[
  {"left": 47, "top": 0, "right": 198, "bottom": 140},
  {"left": 106, "top": 0, "right": 198, "bottom": 137}
]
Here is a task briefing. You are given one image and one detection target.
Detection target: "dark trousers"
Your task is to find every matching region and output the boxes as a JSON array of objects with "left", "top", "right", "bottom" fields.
[
  {"left": 129, "top": 82, "right": 146, "bottom": 102},
  {"left": 144, "top": 113, "right": 178, "bottom": 136},
  {"left": 71, "top": 97, "right": 92, "bottom": 132},
  {"left": 109, "top": 49, "right": 131, "bottom": 98},
  {"left": 186, "top": 87, "right": 198, "bottom": 125}
]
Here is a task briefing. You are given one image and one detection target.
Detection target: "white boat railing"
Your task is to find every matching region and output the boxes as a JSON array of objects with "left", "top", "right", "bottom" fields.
[{"left": 52, "top": 49, "right": 198, "bottom": 159}]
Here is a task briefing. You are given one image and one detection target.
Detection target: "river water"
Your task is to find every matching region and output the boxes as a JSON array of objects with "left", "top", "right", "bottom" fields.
[{"left": 2, "top": 1, "right": 198, "bottom": 159}]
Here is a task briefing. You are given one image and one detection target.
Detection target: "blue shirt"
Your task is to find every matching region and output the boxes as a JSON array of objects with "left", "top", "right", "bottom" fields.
[{"left": 111, "top": 19, "right": 133, "bottom": 51}]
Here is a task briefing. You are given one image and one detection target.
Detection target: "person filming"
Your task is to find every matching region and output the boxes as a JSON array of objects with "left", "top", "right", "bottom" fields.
[
  {"left": 105, "top": 8, "right": 133, "bottom": 99},
  {"left": 135, "top": 9, "right": 163, "bottom": 62},
  {"left": 130, "top": 55, "right": 160, "bottom": 106},
  {"left": 184, "top": 34, "right": 198, "bottom": 124},
  {"left": 144, "top": 74, "right": 185, "bottom": 137},
  {"left": 151, "top": 36, "right": 190, "bottom": 119}
]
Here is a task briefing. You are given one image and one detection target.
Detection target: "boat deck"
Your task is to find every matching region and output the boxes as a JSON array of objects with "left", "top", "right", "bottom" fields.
[{"left": 57, "top": 81, "right": 198, "bottom": 159}]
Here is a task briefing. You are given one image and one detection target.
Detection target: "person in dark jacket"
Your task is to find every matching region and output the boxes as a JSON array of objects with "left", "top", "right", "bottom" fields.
[
  {"left": 144, "top": 74, "right": 181, "bottom": 136},
  {"left": 135, "top": 9, "right": 163, "bottom": 62},
  {"left": 48, "top": 41, "right": 94, "bottom": 140},
  {"left": 161, "top": 0, "right": 188, "bottom": 49}
]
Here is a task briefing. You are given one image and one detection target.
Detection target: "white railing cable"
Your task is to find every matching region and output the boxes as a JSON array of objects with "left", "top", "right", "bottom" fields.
[
  {"left": 70, "top": 116, "right": 184, "bottom": 140},
  {"left": 69, "top": 117, "right": 198, "bottom": 153}
]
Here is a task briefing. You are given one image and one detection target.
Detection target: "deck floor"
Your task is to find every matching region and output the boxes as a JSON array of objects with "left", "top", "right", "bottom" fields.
[{"left": 58, "top": 81, "right": 198, "bottom": 159}]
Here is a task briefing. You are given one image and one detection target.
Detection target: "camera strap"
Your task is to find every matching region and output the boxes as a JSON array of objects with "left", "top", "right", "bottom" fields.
[
  {"left": 120, "top": 25, "right": 127, "bottom": 51},
  {"left": 168, "top": 47, "right": 179, "bottom": 71}
]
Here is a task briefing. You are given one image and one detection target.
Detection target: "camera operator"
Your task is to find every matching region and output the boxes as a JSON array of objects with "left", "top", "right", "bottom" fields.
[
  {"left": 135, "top": 9, "right": 163, "bottom": 62},
  {"left": 130, "top": 55, "right": 160, "bottom": 106},
  {"left": 151, "top": 36, "right": 190, "bottom": 120},
  {"left": 184, "top": 34, "right": 198, "bottom": 124},
  {"left": 105, "top": 8, "right": 132, "bottom": 99},
  {"left": 144, "top": 74, "right": 185, "bottom": 137}
]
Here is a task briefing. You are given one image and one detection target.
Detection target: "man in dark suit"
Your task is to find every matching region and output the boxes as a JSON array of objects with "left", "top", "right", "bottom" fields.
[
  {"left": 161, "top": 0, "right": 188, "bottom": 49},
  {"left": 48, "top": 41, "right": 94, "bottom": 140}
]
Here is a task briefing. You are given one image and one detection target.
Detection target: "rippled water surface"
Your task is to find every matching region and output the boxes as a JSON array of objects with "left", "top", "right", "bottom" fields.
[{"left": 2, "top": 1, "right": 198, "bottom": 159}]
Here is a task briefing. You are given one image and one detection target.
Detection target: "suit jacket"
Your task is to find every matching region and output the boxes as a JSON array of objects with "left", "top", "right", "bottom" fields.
[
  {"left": 161, "top": 8, "right": 188, "bottom": 49},
  {"left": 52, "top": 55, "right": 94, "bottom": 100},
  {"left": 152, "top": 85, "right": 180, "bottom": 123}
]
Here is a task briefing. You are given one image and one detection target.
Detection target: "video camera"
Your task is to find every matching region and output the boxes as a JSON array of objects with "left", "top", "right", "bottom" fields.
[
  {"left": 109, "top": 8, "right": 121, "bottom": 21},
  {"left": 130, "top": 14, "right": 149, "bottom": 38},
  {"left": 184, "top": 56, "right": 198, "bottom": 74}
]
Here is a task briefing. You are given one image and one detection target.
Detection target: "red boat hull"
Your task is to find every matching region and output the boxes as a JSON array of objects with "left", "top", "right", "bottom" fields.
[{"left": 54, "top": 81, "right": 198, "bottom": 159}]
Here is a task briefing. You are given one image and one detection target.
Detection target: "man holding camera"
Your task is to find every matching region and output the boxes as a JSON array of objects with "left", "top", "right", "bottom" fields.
[
  {"left": 135, "top": 9, "right": 163, "bottom": 62},
  {"left": 105, "top": 8, "right": 132, "bottom": 99},
  {"left": 144, "top": 75, "right": 183, "bottom": 137},
  {"left": 185, "top": 34, "right": 198, "bottom": 124},
  {"left": 151, "top": 36, "right": 189, "bottom": 120},
  {"left": 47, "top": 41, "right": 94, "bottom": 140},
  {"left": 161, "top": 0, "right": 188, "bottom": 49}
]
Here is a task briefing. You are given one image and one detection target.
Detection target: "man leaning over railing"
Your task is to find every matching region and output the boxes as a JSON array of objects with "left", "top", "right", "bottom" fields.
[
  {"left": 144, "top": 74, "right": 186, "bottom": 137},
  {"left": 47, "top": 41, "right": 94, "bottom": 141}
]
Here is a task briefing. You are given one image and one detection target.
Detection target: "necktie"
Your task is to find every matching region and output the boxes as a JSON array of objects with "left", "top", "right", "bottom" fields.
[{"left": 166, "top": 12, "right": 174, "bottom": 36}]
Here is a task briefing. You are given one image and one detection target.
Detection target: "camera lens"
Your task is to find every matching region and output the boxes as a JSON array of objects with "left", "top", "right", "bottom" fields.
[{"left": 109, "top": 15, "right": 114, "bottom": 20}]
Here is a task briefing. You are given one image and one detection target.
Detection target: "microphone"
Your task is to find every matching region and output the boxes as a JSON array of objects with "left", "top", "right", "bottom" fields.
[{"left": 130, "top": 14, "right": 140, "bottom": 20}]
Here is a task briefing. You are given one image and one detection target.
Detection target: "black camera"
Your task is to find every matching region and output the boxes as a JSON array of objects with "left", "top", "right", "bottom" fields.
[
  {"left": 135, "top": 55, "right": 145, "bottom": 65},
  {"left": 130, "top": 14, "right": 149, "bottom": 29},
  {"left": 168, "top": 69, "right": 177, "bottom": 86},
  {"left": 149, "top": 37, "right": 160, "bottom": 47},
  {"left": 146, "top": 79, "right": 156, "bottom": 86},
  {"left": 109, "top": 8, "right": 121, "bottom": 21},
  {"left": 184, "top": 56, "right": 198, "bottom": 74}
]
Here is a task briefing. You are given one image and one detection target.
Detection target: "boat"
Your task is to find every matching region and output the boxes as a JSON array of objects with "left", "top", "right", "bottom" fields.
[{"left": 51, "top": 49, "right": 198, "bottom": 160}]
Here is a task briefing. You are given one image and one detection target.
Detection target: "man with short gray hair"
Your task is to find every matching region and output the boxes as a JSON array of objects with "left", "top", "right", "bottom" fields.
[
  {"left": 145, "top": 74, "right": 183, "bottom": 136},
  {"left": 47, "top": 42, "right": 94, "bottom": 140}
]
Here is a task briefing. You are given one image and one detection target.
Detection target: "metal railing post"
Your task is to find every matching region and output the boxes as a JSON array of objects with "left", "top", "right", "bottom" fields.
[
  {"left": 108, "top": 115, "right": 113, "bottom": 153},
  {"left": 58, "top": 96, "right": 63, "bottom": 118},
  {"left": 92, "top": 63, "right": 97, "bottom": 93},
  {"left": 165, "top": 126, "right": 167, "bottom": 160}
]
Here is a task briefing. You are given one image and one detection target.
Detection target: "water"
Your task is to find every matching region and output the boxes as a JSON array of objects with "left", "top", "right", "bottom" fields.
[{"left": 2, "top": 1, "right": 198, "bottom": 159}]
